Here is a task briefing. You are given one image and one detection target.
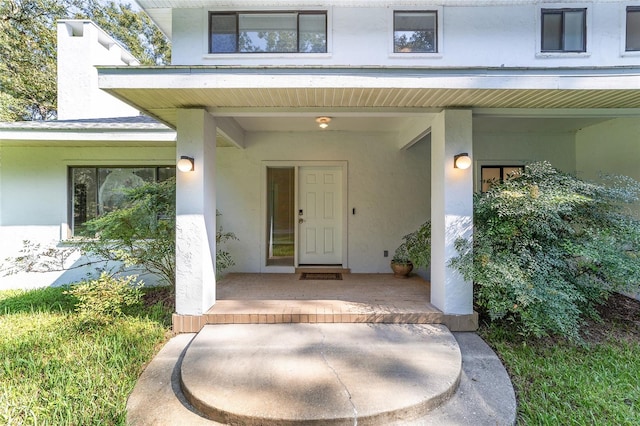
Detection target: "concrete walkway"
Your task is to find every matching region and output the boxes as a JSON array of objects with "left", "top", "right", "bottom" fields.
[{"left": 126, "top": 326, "right": 516, "bottom": 425}]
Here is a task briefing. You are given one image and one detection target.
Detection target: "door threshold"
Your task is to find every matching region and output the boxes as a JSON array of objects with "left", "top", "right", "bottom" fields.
[{"left": 295, "top": 266, "right": 350, "bottom": 274}]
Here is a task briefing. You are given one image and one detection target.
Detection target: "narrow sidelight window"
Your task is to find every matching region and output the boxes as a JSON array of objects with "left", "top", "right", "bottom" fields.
[
  {"left": 627, "top": 7, "right": 640, "bottom": 51},
  {"left": 541, "top": 8, "right": 586, "bottom": 52},
  {"left": 266, "top": 167, "right": 295, "bottom": 266},
  {"left": 210, "top": 11, "right": 327, "bottom": 54},
  {"left": 394, "top": 11, "right": 437, "bottom": 53}
]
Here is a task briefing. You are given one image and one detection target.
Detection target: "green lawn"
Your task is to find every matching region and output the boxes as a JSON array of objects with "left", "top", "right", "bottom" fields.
[
  {"left": 481, "top": 294, "right": 640, "bottom": 425},
  {"left": 0, "top": 286, "right": 172, "bottom": 425},
  {"left": 1, "top": 286, "right": 638, "bottom": 425}
]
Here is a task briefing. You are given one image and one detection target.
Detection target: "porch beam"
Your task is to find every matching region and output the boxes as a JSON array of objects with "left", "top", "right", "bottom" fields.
[
  {"left": 175, "top": 108, "right": 217, "bottom": 315},
  {"left": 430, "top": 109, "right": 474, "bottom": 315}
]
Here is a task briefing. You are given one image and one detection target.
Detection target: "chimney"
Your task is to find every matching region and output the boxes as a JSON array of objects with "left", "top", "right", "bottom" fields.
[{"left": 57, "top": 20, "right": 140, "bottom": 120}]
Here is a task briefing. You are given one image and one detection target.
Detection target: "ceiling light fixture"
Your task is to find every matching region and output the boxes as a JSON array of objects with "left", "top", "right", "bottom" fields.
[{"left": 316, "top": 116, "right": 331, "bottom": 129}]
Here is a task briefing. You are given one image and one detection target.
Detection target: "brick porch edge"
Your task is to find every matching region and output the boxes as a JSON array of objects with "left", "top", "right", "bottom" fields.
[{"left": 172, "top": 311, "right": 479, "bottom": 333}]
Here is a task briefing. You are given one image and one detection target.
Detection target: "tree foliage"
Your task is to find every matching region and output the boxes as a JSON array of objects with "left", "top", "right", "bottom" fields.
[
  {"left": 450, "top": 161, "right": 640, "bottom": 340},
  {"left": 82, "top": 177, "right": 177, "bottom": 286},
  {"left": 0, "top": 0, "right": 170, "bottom": 121}
]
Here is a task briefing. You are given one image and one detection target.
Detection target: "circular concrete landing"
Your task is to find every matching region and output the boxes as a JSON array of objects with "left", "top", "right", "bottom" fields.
[{"left": 180, "top": 323, "right": 462, "bottom": 425}]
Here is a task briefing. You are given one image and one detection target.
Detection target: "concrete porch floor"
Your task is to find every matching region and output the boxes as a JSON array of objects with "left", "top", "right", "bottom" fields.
[{"left": 172, "top": 273, "right": 478, "bottom": 333}]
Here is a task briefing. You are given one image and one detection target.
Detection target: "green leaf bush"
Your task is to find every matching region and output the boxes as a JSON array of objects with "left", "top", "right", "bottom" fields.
[
  {"left": 450, "top": 161, "right": 640, "bottom": 340},
  {"left": 66, "top": 272, "right": 142, "bottom": 326},
  {"left": 392, "top": 221, "right": 431, "bottom": 268}
]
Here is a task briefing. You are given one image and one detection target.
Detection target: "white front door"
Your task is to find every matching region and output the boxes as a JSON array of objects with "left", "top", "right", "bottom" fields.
[{"left": 298, "top": 166, "right": 343, "bottom": 265}]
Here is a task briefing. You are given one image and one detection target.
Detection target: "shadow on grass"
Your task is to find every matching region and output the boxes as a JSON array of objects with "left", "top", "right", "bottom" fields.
[{"left": 0, "top": 286, "right": 76, "bottom": 314}]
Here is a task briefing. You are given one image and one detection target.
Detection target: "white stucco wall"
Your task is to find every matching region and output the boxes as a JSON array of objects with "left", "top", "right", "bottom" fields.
[
  {"left": 216, "top": 130, "right": 431, "bottom": 274},
  {"left": 473, "top": 127, "right": 577, "bottom": 180},
  {"left": 170, "top": 2, "right": 638, "bottom": 67},
  {"left": 0, "top": 143, "right": 175, "bottom": 289},
  {"left": 576, "top": 118, "right": 640, "bottom": 183}
]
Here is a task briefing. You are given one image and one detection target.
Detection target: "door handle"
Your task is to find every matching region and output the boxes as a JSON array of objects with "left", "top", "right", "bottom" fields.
[{"left": 298, "top": 218, "right": 305, "bottom": 224}]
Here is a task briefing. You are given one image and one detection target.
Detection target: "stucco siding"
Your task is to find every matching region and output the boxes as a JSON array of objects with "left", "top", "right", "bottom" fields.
[
  {"left": 216, "top": 131, "right": 431, "bottom": 274},
  {"left": 0, "top": 144, "right": 175, "bottom": 289},
  {"left": 474, "top": 128, "right": 577, "bottom": 175},
  {"left": 576, "top": 118, "right": 640, "bottom": 183},
  {"left": 171, "top": 2, "right": 638, "bottom": 68}
]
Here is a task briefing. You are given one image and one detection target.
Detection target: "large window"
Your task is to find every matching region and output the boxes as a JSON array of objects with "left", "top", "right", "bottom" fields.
[
  {"left": 627, "top": 7, "right": 640, "bottom": 51},
  {"left": 394, "top": 11, "right": 437, "bottom": 53},
  {"left": 541, "top": 8, "right": 586, "bottom": 52},
  {"left": 70, "top": 166, "right": 175, "bottom": 236},
  {"left": 209, "top": 11, "right": 327, "bottom": 53}
]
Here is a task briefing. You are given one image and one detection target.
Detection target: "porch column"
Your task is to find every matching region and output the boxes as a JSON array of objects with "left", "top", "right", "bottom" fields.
[
  {"left": 175, "top": 108, "right": 217, "bottom": 315},
  {"left": 430, "top": 109, "right": 473, "bottom": 315}
]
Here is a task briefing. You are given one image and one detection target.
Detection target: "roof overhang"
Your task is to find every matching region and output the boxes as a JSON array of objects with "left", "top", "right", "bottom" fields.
[
  {"left": 0, "top": 117, "right": 176, "bottom": 145},
  {"left": 98, "top": 66, "right": 640, "bottom": 147}
]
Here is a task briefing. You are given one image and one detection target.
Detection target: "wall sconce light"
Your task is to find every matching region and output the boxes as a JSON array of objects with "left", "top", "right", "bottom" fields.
[
  {"left": 453, "top": 153, "right": 472, "bottom": 169},
  {"left": 315, "top": 116, "right": 331, "bottom": 129},
  {"left": 177, "top": 156, "right": 195, "bottom": 172}
]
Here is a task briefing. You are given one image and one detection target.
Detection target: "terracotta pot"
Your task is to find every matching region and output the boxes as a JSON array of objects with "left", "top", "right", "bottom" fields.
[{"left": 391, "top": 261, "right": 413, "bottom": 278}]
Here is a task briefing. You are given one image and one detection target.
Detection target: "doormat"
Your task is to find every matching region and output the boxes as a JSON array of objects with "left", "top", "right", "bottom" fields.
[{"left": 300, "top": 273, "right": 343, "bottom": 280}]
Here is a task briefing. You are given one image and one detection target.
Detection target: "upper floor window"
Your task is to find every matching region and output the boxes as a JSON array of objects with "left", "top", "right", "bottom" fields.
[
  {"left": 393, "top": 11, "right": 437, "bottom": 53},
  {"left": 627, "top": 7, "right": 640, "bottom": 51},
  {"left": 541, "top": 8, "right": 586, "bottom": 52},
  {"left": 209, "top": 11, "right": 327, "bottom": 54}
]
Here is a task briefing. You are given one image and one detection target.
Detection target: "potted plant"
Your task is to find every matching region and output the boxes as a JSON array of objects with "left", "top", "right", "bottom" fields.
[
  {"left": 390, "top": 221, "right": 431, "bottom": 278},
  {"left": 404, "top": 220, "right": 431, "bottom": 271},
  {"left": 391, "top": 242, "right": 413, "bottom": 278}
]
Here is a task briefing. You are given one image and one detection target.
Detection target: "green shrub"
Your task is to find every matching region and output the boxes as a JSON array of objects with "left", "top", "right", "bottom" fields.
[
  {"left": 66, "top": 273, "right": 142, "bottom": 325},
  {"left": 451, "top": 161, "right": 640, "bottom": 340},
  {"left": 404, "top": 220, "right": 431, "bottom": 269}
]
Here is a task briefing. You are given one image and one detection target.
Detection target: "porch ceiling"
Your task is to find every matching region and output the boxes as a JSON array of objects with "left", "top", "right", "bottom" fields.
[{"left": 98, "top": 66, "right": 640, "bottom": 145}]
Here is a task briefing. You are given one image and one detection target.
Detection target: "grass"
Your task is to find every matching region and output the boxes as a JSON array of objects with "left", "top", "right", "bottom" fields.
[
  {"left": 0, "top": 286, "right": 172, "bottom": 425},
  {"left": 481, "top": 293, "right": 640, "bottom": 425},
  {"left": 1, "top": 285, "right": 638, "bottom": 425}
]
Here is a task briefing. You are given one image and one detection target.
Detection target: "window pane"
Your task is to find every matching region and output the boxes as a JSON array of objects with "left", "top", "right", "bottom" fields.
[
  {"left": 481, "top": 167, "right": 502, "bottom": 192},
  {"left": 71, "top": 167, "right": 174, "bottom": 236},
  {"left": 158, "top": 167, "right": 176, "bottom": 181},
  {"left": 211, "top": 14, "right": 237, "bottom": 53},
  {"left": 267, "top": 167, "right": 295, "bottom": 266},
  {"left": 239, "top": 13, "right": 297, "bottom": 52},
  {"left": 394, "top": 11, "right": 436, "bottom": 53},
  {"left": 97, "top": 168, "right": 152, "bottom": 215},
  {"left": 564, "top": 10, "right": 585, "bottom": 51},
  {"left": 627, "top": 9, "right": 640, "bottom": 51},
  {"left": 72, "top": 168, "right": 98, "bottom": 237},
  {"left": 299, "top": 14, "right": 327, "bottom": 53},
  {"left": 542, "top": 12, "right": 562, "bottom": 51}
]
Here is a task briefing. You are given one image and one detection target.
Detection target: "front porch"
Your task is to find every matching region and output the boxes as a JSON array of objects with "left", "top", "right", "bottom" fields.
[{"left": 172, "top": 273, "right": 478, "bottom": 333}]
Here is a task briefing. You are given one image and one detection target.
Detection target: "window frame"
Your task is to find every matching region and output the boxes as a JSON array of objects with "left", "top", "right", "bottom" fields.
[
  {"left": 626, "top": 6, "right": 640, "bottom": 52},
  {"left": 474, "top": 162, "right": 525, "bottom": 193},
  {"left": 68, "top": 165, "right": 175, "bottom": 237},
  {"left": 392, "top": 10, "right": 439, "bottom": 54},
  {"left": 540, "top": 8, "right": 587, "bottom": 53},
  {"left": 387, "top": 5, "right": 444, "bottom": 60},
  {"left": 208, "top": 10, "right": 328, "bottom": 54}
]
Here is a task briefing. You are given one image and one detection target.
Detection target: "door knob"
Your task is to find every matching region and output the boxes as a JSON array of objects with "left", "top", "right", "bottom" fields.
[{"left": 298, "top": 218, "right": 305, "bottom": 224}]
